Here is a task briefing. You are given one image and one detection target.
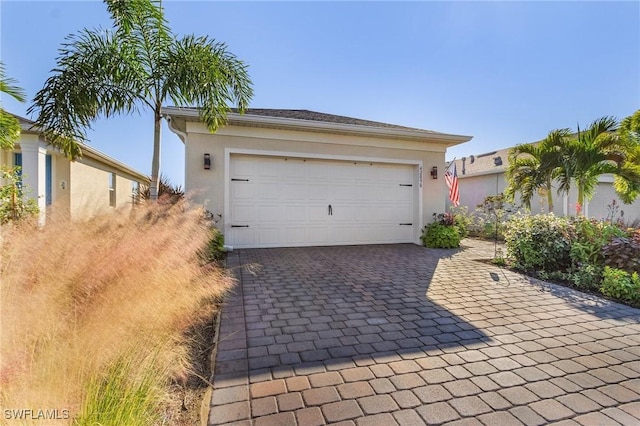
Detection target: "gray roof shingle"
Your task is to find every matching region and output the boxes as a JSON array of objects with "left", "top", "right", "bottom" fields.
[{"left": 230, "top": 108, "right": 442, "bottom": 133}]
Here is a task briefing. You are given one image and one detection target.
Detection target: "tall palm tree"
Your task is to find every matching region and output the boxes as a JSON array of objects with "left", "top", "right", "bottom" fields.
[
  {"left": 505, "top": 129, "right": 569, "bottom": 212},
  {"left": 27, "top": 0, "right": 253, "bottom": 199},
  {"left": 0, "top": 62, "right": 26, "bottom": 150},
  {"left": 554, "top": 116, "right": 640, "bottom": 209}
]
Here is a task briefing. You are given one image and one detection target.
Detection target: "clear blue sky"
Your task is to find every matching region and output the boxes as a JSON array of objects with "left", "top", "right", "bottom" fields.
[{"left": 2, "top": 1, "right": 639, "bottom": 187}]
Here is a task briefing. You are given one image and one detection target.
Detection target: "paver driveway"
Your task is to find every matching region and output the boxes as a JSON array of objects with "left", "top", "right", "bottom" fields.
[{"left": 208, "top": 240, "right": 640, "bottom": 425}]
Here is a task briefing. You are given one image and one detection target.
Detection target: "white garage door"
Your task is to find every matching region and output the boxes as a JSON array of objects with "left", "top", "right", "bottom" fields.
[{"left": 228, "top": 154, "right": 417, "bottom": 248}]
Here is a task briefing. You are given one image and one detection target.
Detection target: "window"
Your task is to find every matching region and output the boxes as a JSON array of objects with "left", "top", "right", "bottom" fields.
[
  {"left": 13, "top": 153, "right": 23, "bottom": 191},
  {"left": 45, "top": 155, "right": 52, "bottom": 206},
  {"left": 131, "top": 181, "right": 140, "bottom": 206},
  {"left": 109, "top": 173, "right": 116, "bottom": 207}
]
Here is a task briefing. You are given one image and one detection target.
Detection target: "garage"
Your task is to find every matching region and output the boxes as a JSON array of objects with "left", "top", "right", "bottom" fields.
[
  {"left": 162, "top": 107, "right": 473, "bottom": 248},
  {"left": 228, "top": 154, "right": 418, "bottom": 248}
]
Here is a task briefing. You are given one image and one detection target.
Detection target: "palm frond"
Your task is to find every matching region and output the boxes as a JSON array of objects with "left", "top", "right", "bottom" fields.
[
  {"left": 28, "top": 29, "right": 144, "bottom": 158},
  {"left": 0, "top": 62, "right": 26, "bottom": 103},
  {"left": 162, "top": 35, "right": 253, "bottom": 132},
  {"left": 0, "top": 110, "right": 22, "bottom": 150}
]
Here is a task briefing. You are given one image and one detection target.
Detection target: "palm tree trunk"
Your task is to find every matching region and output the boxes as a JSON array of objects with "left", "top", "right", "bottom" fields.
[
  {"left": 546, "top": 179, "right": 554, "bottom": 213},
  {"left": 150, "top": 108, "right": 162, "bottom": 200},
  {"left": 577, "top": 184, "right": 584, "bottom": 215}
]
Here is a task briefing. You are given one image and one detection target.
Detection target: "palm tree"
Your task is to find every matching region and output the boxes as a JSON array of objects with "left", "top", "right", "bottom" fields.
[
  {"left": 0, "top": 62, "right": 26, "bottom": 150},
  {"left": 554, "top": 116, "right": 640, "bottom": 209},
  {"left": 505, "top": 129, "right": 570, "bottom": 212},
  {"left": 27, "top": 0, "right": 253, "bottom": 199},
  {"left": 614, "top": 110, "right": 640, "bottom": 203}
]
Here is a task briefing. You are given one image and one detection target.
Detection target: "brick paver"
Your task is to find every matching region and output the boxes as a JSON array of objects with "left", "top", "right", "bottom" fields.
[{"left": 209, "top": 241, "right": 640, "bottom": 425}]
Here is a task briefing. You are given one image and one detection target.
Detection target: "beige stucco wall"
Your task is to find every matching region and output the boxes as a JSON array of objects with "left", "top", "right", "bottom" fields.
[
  {"left": 51, "top": 154, "right": 71, "bottom": 214},
  {"left": 68, "top": 159, "right": 138, "bottom": 220},
  {"left": 69, "top": 161, "right": 111, "bottom": 219},
  {"left": 183, "top": 123, "right": 449, "bottom": 237}
]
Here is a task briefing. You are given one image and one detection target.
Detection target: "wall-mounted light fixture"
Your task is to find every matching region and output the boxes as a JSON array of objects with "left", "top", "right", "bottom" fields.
[
  {"left": 204, "top": 153, "right": 211, "bottom": 170},
  {"left": 430, "top": 166, "right": 438, "bottom": 179},
  {"left": 493, "top": 156, "right": 502, "bottom": 167}
]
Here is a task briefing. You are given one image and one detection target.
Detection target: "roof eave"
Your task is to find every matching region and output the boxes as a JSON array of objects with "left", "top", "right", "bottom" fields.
[
  {"left": 161, "top": 106, "right": 473, "bottom": 145},
  {"left": 458, "top": 168, "right": 506, "bottom": 178},
  {"left": 80, "top": 145, "right": 150, "bottom": 183},
  {"left": 15, "top": 120, "right": 149, "bottom": 183}
]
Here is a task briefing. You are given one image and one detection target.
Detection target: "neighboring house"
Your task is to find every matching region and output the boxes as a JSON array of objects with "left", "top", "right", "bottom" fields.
[
  {"left": 1, "top": 114, "right": 149, "bottom": 224},
  {"left": 451, "top": 145, "right": 640, "bottom": 222},
  {"left": 162, "top": 107, "right": 472, "bottom": 249}
]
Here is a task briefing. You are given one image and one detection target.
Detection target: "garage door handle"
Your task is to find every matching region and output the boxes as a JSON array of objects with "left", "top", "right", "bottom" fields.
[
  {"left": 399, "top": 223, "right": 413, "bottom": 226},
  {"left": 328, "top": 204, "right": 333, "bottom": 216},
  {"left": 231, "top": 225, "right": 250, "bottom": 228}
]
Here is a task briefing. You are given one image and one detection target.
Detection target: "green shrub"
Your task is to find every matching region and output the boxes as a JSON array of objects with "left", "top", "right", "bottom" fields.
[
  {"left": 203, "top": 229, "right": 226, "bottom": 263},
  {"left": 600, "top": 266, "right": 640, "bottom": 305},
  {"left": 421, "top": 222, "right": 461, "bottom": 248},
  {"left": 570, "top": 264, "right": 603, "bottom": 291},
  {"left": 503, "top": 213, "right": 574, "bottom": 272},
  {"left": 602, "top": 236, "right": 640, "bottom": 274},
  {"left": 449, "top": 206, "right": 472, "bottom": 239},
  {"left": 569, "top": 217, "right": 625, "bottom": 267},
  {"left": 0, "top": 167, "right": 39, "bottom": 223}
]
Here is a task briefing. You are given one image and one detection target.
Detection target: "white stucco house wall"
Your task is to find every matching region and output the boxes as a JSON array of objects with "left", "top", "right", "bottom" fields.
[
  {"left": 451, "top": 145, "right": 640, "bottom": 223},
  {"left": 1, "top": 114, "right": 149, "bottom": 223},
  {"left": 162, "top": 107, "right": 472, "bottom": 249}
]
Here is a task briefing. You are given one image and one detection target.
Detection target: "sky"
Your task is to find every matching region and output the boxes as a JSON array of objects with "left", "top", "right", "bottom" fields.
[{"left": 1, "top": 1, "right": 639, "bottom": 187}]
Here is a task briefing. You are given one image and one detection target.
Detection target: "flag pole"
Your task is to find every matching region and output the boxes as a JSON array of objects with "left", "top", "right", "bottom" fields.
[{"left": 444, "top": 158, "right": 456, "bottom": 173}]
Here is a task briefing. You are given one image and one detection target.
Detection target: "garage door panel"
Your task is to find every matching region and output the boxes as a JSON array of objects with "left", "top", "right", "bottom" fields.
[
  {"left": 231, "top": 182, "right": 253, "bottom": 200},
  {"left": 377, "top": 206, "right": 398, "bottom": 222},
  {"left": 229, "top": 227, "right": 255, "bottom": 246},
  {"left": 397, "top": 187, "right": 414, "bottom": 203},
  {"left": 257, "top": 228, "right": 280, "bottom": 245},
  {"left": 233, "top": 205, "right": 254, "bottom": 222},
  {"left": 307, "top": 161, "right": 330, "bottom": 180},
  {"left": 256, "top": 183, "right": 280, "bottom": 199},
  {"left": 284, "top": 227, "right": 307, "bottom": 244},
  {"left": 259, "top": 160, "right": 281, "bottom": 178},
  {"left": 232, "top": 157, "right": 257, "bottom": 176},
  {"left": 258, "top": 205, "right": 280, "bottom": 222},
  {"left": 284, "top": 183, "right": 307, "bottom": 201},
  {"left": 356, "top": 184, "right": 378, "bottom": 201},
  {"left": 398, "top": 225, "right": 414, "bottom": 239},
  {"left": 308, "top": 204, "right": 330, "bottom": 222},
  {"left": 229, "top": 154, "right": 417, "bottom": 248},
  {"left": 332, "top": 226, "right": 355, "bottom": 244},
  {"left": 331, "top": 163, "right": 355, "bottom": 180},
  {"left": 307, "top": 227, "right": 331, "bottom": 244},
  {"left": 334, "top": 184, "right": 356, "bottom": 200},
  {"left": 377, "top": 184, "right": 399, "bottom": 202},
  {"left": 308, "top": 184, "right": 329, "bottom": 200},
  {"left": 334, "top": 205, "right": 356, "bottom": 222},
  {"left": 354, "top": 164, "right": 375, "bottom": 182},
  {"left": 286, "top": 205, "right": 307, "bottom": 222},
  {"left": 354, "top": 205, "right": 376, "bottom": 221},
  {"left": 285, "top": 160, "right": 306, "bottom": 178}
]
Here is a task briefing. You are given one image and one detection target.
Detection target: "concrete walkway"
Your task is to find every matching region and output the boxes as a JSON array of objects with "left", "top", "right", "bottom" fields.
[{"left": 208, "top": 240, "right": 640, "bottom": 425}]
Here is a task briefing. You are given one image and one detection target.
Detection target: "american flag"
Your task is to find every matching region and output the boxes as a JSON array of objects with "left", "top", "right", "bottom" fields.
[{"left": 445, "top": 161, "right": 460, "bottom": 207}]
